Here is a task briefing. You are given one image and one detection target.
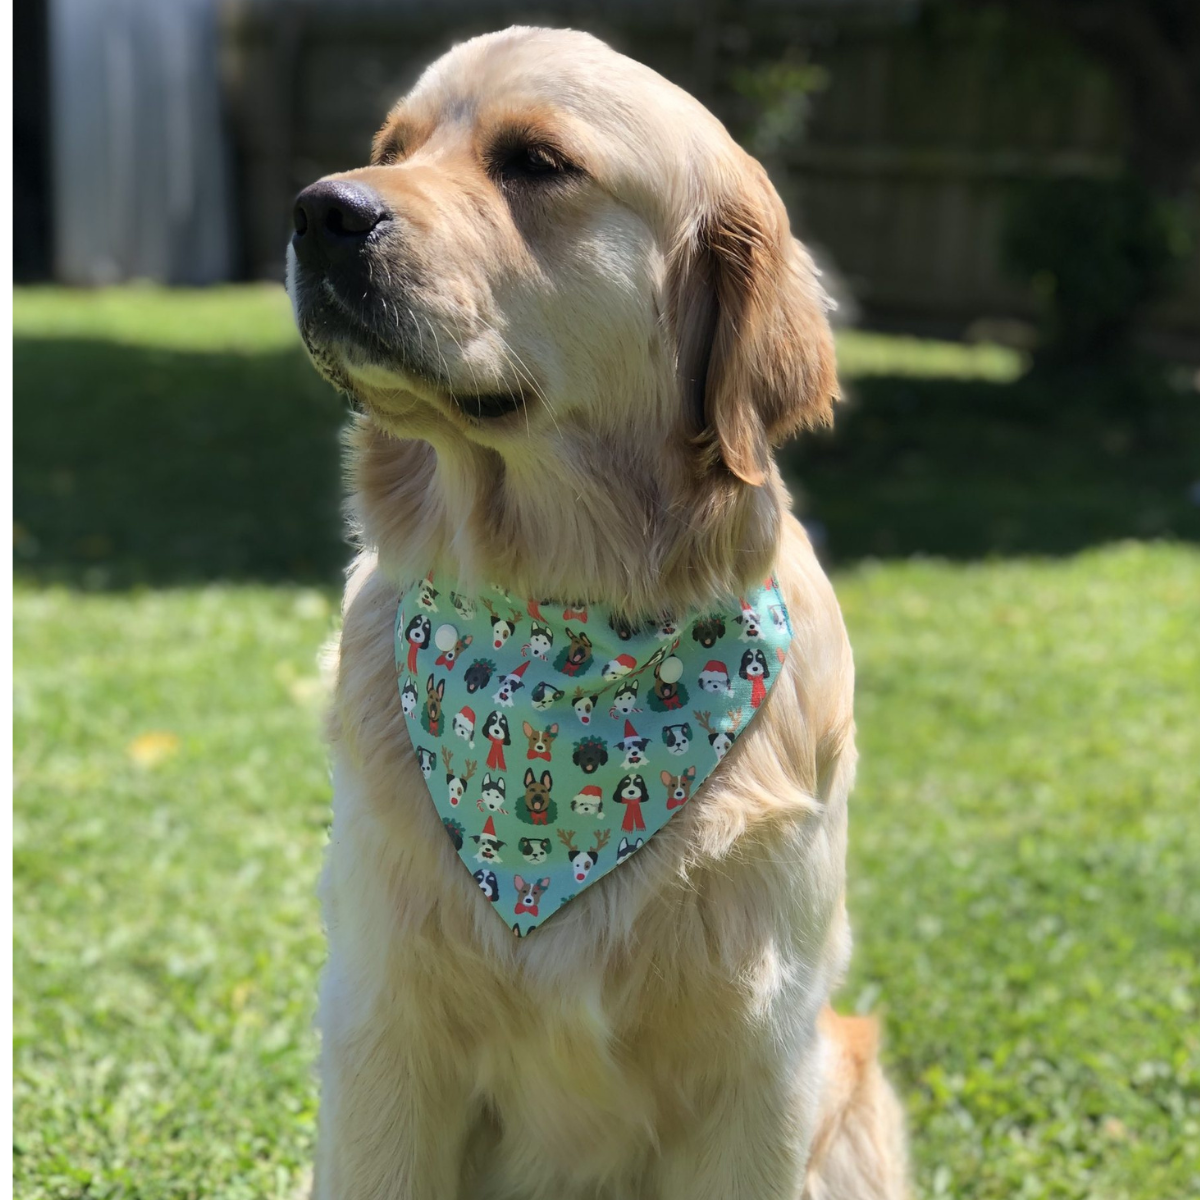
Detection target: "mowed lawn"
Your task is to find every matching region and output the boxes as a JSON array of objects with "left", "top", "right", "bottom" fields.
[{"left": 13, "top": 288, "right": 1200, "bottom": 1199}]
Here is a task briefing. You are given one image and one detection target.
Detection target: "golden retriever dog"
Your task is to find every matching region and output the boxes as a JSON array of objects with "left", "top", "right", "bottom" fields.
[{"left": 288, "top": 26, "right": 907, "bottom": 1200}]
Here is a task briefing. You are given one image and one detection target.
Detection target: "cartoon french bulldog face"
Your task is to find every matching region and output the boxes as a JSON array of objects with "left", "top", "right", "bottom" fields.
[
  {"left": 400, "top": 678, "right": 419, "bottom": 717},
  {"left": 416, "top": 747, "right": 436, "bottom": 778},
  {"left": 531, "top": 681, "right": 564, "bottom": 711},
  {"left": 450, "top": 592, "right": 477, "bottom": 620},
  {"left": 662, "top": 722, "right": 692, "bottom": 755},
  {"left": 518, "top": 837, "right": 552, "bottom": 864},
  {"left": 473, "top": 869, "right": 499, "bottom": 900}
]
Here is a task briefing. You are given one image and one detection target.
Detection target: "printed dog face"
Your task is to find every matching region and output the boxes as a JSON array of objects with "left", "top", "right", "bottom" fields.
[{"left": 518, "top": 836, "right": 552, "bottom": 864}]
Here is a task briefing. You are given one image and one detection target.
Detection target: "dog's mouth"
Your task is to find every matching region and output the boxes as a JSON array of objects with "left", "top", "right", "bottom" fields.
[{"left": 294, "top": 276, "right": 532, "bottom": 423}]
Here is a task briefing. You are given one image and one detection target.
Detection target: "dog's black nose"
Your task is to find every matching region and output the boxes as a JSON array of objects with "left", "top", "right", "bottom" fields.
[{"left": 292, "top": 180, "right": 389, "bottom": 268}]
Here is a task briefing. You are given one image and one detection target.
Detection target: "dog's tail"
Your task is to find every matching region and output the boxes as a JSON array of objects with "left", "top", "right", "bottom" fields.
[{"left": 803, "top": 1007, "right": 909, "bottom": 1200}]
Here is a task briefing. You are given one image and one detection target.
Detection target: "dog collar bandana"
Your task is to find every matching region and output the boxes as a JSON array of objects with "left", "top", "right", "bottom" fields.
[{"left": 395, "top": 573, "right": 794, "bottom": 936}]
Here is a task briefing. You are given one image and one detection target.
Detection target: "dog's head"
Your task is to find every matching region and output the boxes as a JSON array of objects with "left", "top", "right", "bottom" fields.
[{"left": 289, "top": 27, "right": 837, "bottom": 603}]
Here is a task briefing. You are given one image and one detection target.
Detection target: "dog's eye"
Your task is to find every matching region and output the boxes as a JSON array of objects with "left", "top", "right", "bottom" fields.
[{"left": 491, "top": 138, "right": 576, "bottom": 188}]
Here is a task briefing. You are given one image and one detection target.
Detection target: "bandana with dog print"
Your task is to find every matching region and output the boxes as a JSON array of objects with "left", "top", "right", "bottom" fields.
[{"left": 395, "top": 573, "right": 794, "bottom": 936}]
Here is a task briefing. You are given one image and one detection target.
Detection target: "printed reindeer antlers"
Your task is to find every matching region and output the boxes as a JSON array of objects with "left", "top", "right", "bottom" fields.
[
  {"left": 726, "top": 708, "right": 743, "bottom": 728},
  {"left": 557, "top": 828, "right": 578, "bottom": 852},
  {"left": 441, "top": 745, "right": 477, "bottom": 782},
  {"left": 480, "top": 597, "right": 522, "bottom": 625},
  {"left": 693, "top": 709, "right": 716, "bottom": 736},
  {"left": 591, "top": 828, "right": 611, "bottom": 852}
]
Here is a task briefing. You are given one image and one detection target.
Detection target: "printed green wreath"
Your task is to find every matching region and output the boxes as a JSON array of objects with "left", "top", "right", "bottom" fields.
[
  {"left": 516, "top": 799, "right": 559, "bottom": 826},
  {"left": 646, "top": 680, "right": 690, "bottom": 712},
  {"left": 554, "top": 644, "right": 594, "bottom": 676},
  {"left": 571, "top": 734, "right": 609, "bottom": 774},
  {"left": 443, "top": 817, "right": 465, "bottom": 850}
]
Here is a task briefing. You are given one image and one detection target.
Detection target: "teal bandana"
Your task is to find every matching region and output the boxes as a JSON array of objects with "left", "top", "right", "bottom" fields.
[{"left": 395, "top": 573, "right": 794, "bottom": 936}]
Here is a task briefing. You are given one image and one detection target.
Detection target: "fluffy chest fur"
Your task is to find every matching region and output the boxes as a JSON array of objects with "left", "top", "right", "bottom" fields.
[{"left": 321, "top": 519, "right": 857, "bottom": 1196}]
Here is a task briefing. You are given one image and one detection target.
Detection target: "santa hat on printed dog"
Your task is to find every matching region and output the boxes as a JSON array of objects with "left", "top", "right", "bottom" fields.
[
  {"left": 698, "top": 660, "right": 731, "bottom": 693},
  {"left": 601, "top": 652, "right": 637, "bottom": 681},
  {"left": 738, "top": 599, "right": 762, "bottom": 634},
  {"left": 481, "top": 816, "right": 498, "bottom": 838},
  {"left": 453, "top": 705, "right": 476, "bottom": 747},
  {"left": 501, "top": 661, "right": 530, "bottom": 687},
  {"left": 616, "top": 719, "right": 646, "bottom": 750},
  {"left": 574, "top": 784, "right": 603, "bottom": 811}
]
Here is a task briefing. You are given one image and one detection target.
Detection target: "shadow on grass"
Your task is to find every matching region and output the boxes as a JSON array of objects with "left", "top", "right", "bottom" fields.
[
  {"left": 784, "top": 365, "right": 1200, "bottom": 563},
  {"left": 14, "top": 336, "right": 350, "bottom": 587},
  {"left": 14, "top": 335, "right": 1200, "bottom": 587}
]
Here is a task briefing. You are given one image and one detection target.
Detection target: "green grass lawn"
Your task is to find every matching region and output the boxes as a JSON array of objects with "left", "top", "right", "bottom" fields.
[
  {"left": 15, "top": 548, "right": 1199, "bottom": 1199},
  {"left": 13, "top": 288, "right": 1200, "bottom": 1198}
]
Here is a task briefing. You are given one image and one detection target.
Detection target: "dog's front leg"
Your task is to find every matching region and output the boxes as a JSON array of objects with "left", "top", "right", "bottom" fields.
[
  {"left": 313, "top": 755, "right": 477, "bottom": 1200},
  {"left": 313, "top": 951, "right": 476, "bottom": 1200},
  {"left": 649, "top": 1043, "right": 820, "bottom": 1200}
]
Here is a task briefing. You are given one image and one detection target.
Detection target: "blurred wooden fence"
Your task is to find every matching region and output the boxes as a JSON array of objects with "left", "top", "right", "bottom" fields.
[{"left": 222, "top": 0, "right": 1199, "bottom": 354}]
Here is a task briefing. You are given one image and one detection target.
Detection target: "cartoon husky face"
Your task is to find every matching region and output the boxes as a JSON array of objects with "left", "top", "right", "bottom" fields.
[{"left": 478, "top": 773, "right": 507, "bottom": 813}]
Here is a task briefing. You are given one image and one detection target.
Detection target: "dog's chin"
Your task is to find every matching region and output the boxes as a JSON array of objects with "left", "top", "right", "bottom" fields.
[{"left": 293, "top": 288, "right": 530, "bottom": 427}]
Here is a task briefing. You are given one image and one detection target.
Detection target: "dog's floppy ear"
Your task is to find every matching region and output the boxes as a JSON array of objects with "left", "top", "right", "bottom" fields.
[{"left": 671, "top": 155, "right": 838, "bottom": 486}]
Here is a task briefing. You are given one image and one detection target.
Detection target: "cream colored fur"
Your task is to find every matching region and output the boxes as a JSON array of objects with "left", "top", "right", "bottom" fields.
[{"left": 295, "top": 26, "right": 908, "bottom": 1199}]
